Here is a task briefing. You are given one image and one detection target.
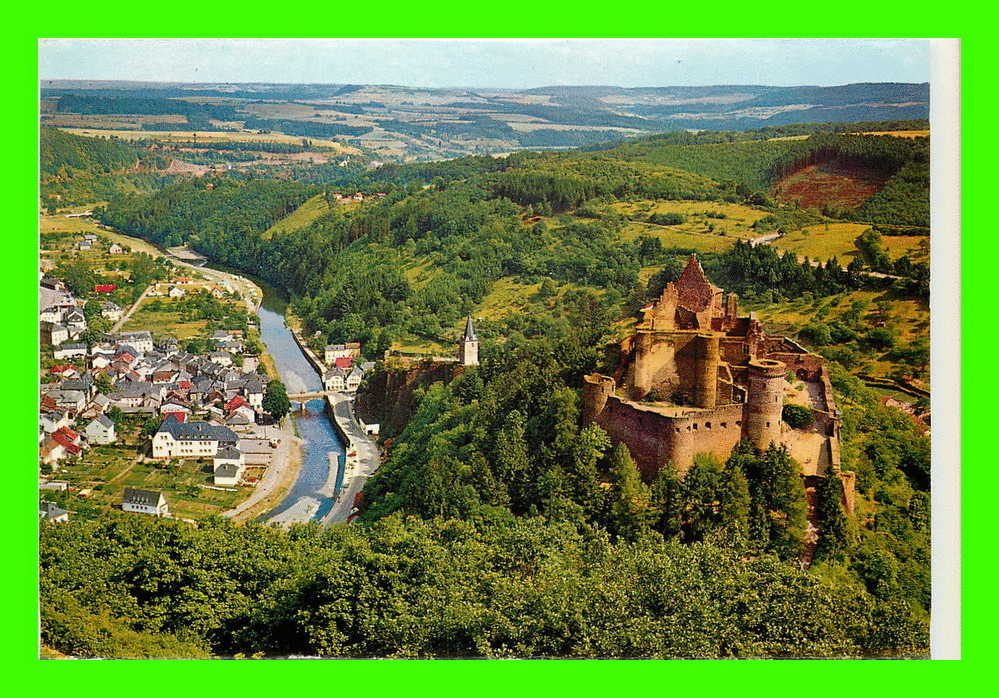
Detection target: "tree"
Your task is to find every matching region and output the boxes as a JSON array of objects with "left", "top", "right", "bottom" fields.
[
  {"left": 814, "top": 474, "right": 849, "bottom": 562},
  {"left": 717, "top": 465, "right": 752, "bottom": 547},
  {"left": 95, "top": 373, "right": 114, "bottom": 395},
  {"left": 650, "top": 461, "right": 684, "bottom": 539},
  {"left": 782, "top": 404, "right": 814, "bottom": 429},
  {"left": 604, "top": 443, "right": 650, "bottom": 541},
  {"left": 262, "top": 379, "right": 291, "bottom": 421}
]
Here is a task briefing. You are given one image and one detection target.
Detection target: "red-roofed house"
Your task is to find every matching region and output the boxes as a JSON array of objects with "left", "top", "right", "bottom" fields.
[
  {"left": 163, "top": 412, "right": 188, "bottom": 423},
  {"left": 94, "top": 284, "right": 117, "bottom": 293},
  {"left": 334, "top": 356, "right": 353, "bottom": 370},
  {"left": 225, "top": 395, "right": 249, "bottom": 413},
  {"left": 48, "top": 365, "right": 79, "bottom": 378}
]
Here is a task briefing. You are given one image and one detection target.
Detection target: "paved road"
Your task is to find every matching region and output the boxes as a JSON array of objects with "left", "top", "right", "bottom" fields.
[
  {"left": 221, "top": 421, "right": 298, "bottom": 521},
  {"left": 321, "top": 392, "right": 380, "bottom": 525}
]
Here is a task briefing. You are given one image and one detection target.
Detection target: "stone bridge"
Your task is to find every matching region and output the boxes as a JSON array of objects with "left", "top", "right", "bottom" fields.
[{"left": 287, "top": 390, "right": 333, "bottom": 412}]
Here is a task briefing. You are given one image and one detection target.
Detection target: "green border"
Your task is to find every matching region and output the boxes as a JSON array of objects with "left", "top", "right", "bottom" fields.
[{"left": 0, "top": 20, "right": 987, "bottom": 689}]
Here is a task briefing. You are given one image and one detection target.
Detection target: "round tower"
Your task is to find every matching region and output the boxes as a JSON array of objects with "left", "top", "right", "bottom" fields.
[
  {"left": 694, "top": 333, "right": 720, "bottom": 408},
  {"left": 745, "top": 358, "right": 785, "bottom": 450}
]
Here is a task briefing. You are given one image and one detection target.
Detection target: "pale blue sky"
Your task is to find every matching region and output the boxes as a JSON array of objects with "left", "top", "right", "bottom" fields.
[{"left": 39, "top": 39, "right": 930, "bottom": 88}]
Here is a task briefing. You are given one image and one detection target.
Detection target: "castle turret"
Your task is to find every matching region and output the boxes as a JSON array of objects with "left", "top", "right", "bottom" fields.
[
  {"left": 694, "top": 333, "right": 720, "bottom": 408},
  {"left": 458, "top": 315, "right": 479, "bottom": 366},
  {"left": 745, "top": 358, "right": 785, "bottom": 450}
]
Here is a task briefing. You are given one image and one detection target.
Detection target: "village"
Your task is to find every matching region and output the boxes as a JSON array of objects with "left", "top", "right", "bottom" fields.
[{"left": 38, "top": 231, "right": 377, "bottom": 523}]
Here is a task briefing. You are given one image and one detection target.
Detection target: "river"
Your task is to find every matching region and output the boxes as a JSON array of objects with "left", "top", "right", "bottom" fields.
[{"left": 255, "top": 287, "right": 346, "bottom": 524}]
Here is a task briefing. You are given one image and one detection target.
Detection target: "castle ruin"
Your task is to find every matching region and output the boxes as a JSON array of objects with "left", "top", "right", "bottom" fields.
[{"left": 582, "top": 255, "right": 855, "bottom": 511}]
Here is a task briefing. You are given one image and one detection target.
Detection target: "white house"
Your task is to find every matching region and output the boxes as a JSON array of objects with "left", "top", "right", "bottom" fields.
[
  {"left": 152, "top": 416, "right": 238, "bottom": 459},
  {"left": 84, "top": 414, "right": 117, "bottom": 445},
  {"left": 109, "top": 243, "right": 124, "bottom": 254},
  {"left": 323, "top": 367, "right": 346, "bottom": 392},
  {"left": 212, "top": 446, "right": 246, "bottom": 486},
  {"left": 53, "top": 343, "right": 87, "bottom": 360},
  {"left": 39, "top": 501, "right": 70, "bottom": 523},
  {"left": 168, "top": 286, "right": 187, "bottom": 298},
  {"left": 40, "top": 306, "right": 63, "bottom": 324},
  {"left": 122, "top": 488, "right": 169, "bottom": 517},
  {"left": 43, "top": 323, "right": 70, "bottom": 346},
  {"left": 118, "top": 331, "right": 154, "bottom": 354},
  {"left": 346, "top": 366, "right": 364, "bottom": 392},
  {"left": 101, "top": 302, "right": 123, "bottom": 322}
]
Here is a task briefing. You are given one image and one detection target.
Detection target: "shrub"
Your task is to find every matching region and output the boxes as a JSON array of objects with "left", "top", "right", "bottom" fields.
[
  {"left": 782, "top": 404, "right": 814, "bottom": 429},
  {"left": 648, "top": 212, "right": 686, "bottom": 226}
]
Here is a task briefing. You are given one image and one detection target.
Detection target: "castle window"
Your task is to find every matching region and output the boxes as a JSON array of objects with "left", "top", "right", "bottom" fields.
[
  {"left": 692, "top": 424, "right": 698, "bottom": 430},
  {"left": 705, "top": 422, "right": 711, "bottom": 429},
  {"left": 721, "top": 422, "right": 727, "bottom": 428},
  {"left": 766, "top": 422, "right": 770, "bottom": 427},
  {"left": 736, "top": 420, "right": 742, "bottom": 426}
]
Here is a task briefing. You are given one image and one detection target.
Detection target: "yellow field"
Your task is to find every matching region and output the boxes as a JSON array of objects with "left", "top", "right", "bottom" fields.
[
  {"left": 610, "top": 200, "right": 766, "bottom": 241},
  {"left": 263, "top": 194, "right": 334, "bottom": 239},
  {"left": 60, "top": 127, "right": 358, "bottom": 154},
  {"left": 617, "top": 222, "right": 737, "bottom": 253},
  {"left": 851, "top": 130, "right": 930, "bottom": 139},
  {"left": 40, "top": 213, "right": 105, "bottom": 235},
  {"left": 774, "top": 222, "right": 928, "bottom": 263}
]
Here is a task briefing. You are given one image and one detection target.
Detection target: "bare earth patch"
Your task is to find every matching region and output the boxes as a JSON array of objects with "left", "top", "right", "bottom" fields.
[{"left": 774, "top": 160, "right": 889, "bottom": 210}]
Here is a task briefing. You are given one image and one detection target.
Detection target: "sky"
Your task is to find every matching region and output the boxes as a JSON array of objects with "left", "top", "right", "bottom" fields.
[{"left": 39, "top": 39, "right": 930, "bottom": 89}]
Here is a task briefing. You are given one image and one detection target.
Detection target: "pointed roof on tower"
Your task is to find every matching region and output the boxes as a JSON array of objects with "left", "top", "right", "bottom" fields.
[
  {"left": 462, "top": 315, "right": 477, "bottom": 342},
  {"left": 675, "top": 254, "right": 719, "bottom": 313}
]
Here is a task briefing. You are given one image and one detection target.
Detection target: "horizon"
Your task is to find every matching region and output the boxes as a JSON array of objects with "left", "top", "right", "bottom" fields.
[{"left": 39, "top": 39, "right": 931, "bottom": 89}]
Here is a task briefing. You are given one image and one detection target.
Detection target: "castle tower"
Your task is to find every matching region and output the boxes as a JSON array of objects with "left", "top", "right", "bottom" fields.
[
  {"left": 458, "top": 315, "right": 479, "bottom": 366},
  {"left": 693, "top": 333, "right": 720, "bottom": 409},
  {"left": 745, "top": 358, "right": 786, "bottom": 450}
]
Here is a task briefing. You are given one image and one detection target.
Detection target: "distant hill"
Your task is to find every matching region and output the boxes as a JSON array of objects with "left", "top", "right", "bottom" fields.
[{"left": 41, "top": 81, "right": 929, "bottom": 161}]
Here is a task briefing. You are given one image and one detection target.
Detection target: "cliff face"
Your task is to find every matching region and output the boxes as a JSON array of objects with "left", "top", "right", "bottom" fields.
[{"left": 355, "top": 360, "right": 461, "bottom": 439}]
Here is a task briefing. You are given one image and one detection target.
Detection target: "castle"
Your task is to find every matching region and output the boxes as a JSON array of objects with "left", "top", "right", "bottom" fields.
[{"left": 582, "top": 255, "right": 854, "bottom": 510}]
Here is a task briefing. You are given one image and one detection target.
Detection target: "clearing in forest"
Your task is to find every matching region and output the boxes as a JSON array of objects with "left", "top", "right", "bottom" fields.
[{"left": 774, "top": 159, "right": 889, "bottom": 210}]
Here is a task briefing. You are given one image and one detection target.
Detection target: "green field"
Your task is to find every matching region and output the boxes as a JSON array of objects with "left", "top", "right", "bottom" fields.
[
  {"left": 121, "top": 300, "right": 210, "bottom": 339},
  {"left": 263, "top": 194, "right": 334, "bottom": 239}
]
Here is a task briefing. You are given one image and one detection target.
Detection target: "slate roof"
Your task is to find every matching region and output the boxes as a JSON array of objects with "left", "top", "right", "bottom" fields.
[
  {"left": 90, "top": 414, "right": 114, "bottom": 430},
  {"left": 462, "top": 315, "right": 477, "bottom": 342},
  {"left": 123, "top": 488, "right": 164, "bottom": 507},
  {"left": 156, "top": 415, "right": 238, "bottom": 443},
  {"left": 215, "top": 445, "right": 242, "bottom": 460}
]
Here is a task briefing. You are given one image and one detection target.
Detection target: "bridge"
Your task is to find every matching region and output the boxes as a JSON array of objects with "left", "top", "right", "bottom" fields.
[{"left": 287, "top": 390, "right": 334, "bottom": 413}]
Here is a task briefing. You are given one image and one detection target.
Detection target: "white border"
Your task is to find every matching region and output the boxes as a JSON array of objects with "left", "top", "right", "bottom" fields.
[{"left": 929, "top": 37, "right": 961, "bottom": 660}]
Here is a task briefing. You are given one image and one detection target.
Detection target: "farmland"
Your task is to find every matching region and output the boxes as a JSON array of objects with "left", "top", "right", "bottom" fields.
[{"left": 774, "top": 222, "right": 929, "bottom": 264}]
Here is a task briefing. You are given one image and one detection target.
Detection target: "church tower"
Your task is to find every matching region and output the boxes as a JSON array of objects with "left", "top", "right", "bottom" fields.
[{"left": 459, "top": 315, "right": 479, "bottom": 366}]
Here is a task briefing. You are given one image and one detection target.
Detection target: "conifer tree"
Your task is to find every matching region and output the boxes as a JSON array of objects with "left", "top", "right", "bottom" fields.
[
  {"left": 650, "top": 461, "right": 684, "bottom": 540},
  {"left": 814, "top": 473, "right": 850, "bottom": 562},
  {"left": 682, "top": 454, "right": 725, "bottom": 543},
  {"left": 759, "top": 444, "right": 808, "bottom": 560},
  {"left": 605, "top": 443, "right": 650, "bottom": 541},
  {"left": 718, "top": 465, "right": 752, "bottom": 548}
]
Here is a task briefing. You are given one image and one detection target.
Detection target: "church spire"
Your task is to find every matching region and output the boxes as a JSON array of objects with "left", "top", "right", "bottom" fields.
[{"left": 462, "top": 314, "right": 477, "bottom": 342}]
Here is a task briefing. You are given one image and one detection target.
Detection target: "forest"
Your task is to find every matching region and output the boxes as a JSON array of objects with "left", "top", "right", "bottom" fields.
[{"left": 42, "top": 123, "right": 933, "bottom": 658}]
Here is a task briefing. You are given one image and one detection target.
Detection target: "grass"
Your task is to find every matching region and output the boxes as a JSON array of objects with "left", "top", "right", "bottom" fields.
[
  {"left": 616, "top": 221, "right": 737, "bottom": 252},
  {"left": 120, "top": 300, "right": 210, "bottom": 339},
  {"left": 263, "top": 194, "right": 334, "bottom": 239},
  {"left": 477, "top": 278, "right": 542, "bottom": 320},
  {"left": 774, "top": 222, "right": 929, "bottom": 264},
  {"left": 746, "top": 289, "right": 929, "bottom": 380},
  {"left": 61, "top": 127, "right": 357, "bottom": 153},
  {"left": 609, "top": 200, "right": 768, "bottom": 240}
]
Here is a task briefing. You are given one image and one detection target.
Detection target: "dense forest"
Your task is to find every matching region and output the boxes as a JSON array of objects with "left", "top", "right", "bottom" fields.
[
  {"left": 40, "top": 128, "right": 172, "bottom": 208},
  {"left": 42, "top": 124, "right": 933, "bottom": 658}
]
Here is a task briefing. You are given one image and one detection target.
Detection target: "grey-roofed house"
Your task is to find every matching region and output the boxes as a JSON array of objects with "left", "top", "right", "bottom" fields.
[
  {"left": 84, "top": 414, "right": 116, "bottom": 445},
  {"left": 152, "top": 415, "right": 238, "bottom": 459},
  {"left": 53, "top": 343, "right": 87, "bottom": 360},
  {"left": 39, "top": 500, "right": 69, "bottom": 523},
  {"left": 213, "top": 445, "right": 245, "bottom": 486},
  {"left": 122, "top": 488, "right": 169, "bottom": 517}
]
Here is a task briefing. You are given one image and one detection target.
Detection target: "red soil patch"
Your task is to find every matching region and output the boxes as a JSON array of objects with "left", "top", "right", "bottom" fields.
[{"left": 774, "top": 159, "right": 889, "bottom": 210}]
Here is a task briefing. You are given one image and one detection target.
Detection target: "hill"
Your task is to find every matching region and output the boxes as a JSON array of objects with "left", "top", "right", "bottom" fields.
[{"left": 42, "top": 80, "right": 928, "bottom": 161}]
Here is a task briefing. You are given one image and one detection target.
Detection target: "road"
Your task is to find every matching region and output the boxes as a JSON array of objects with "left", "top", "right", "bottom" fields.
[
  {"left": 110, "top": 284, "right": 152, "bottom": 333},
  {"left": 321, "top": 392, "right": 380, "bottom": 525},
  {"left": 220, "top": 421, "right": 300, "bottom": 521}
]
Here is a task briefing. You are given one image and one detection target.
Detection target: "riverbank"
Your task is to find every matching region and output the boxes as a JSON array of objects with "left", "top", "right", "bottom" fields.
[
  {"left": 222, "top": 419, "right": 305, "bottom": 523},
  {"left": 322, "top": 392, "right": 381, "bottom": 524}
]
